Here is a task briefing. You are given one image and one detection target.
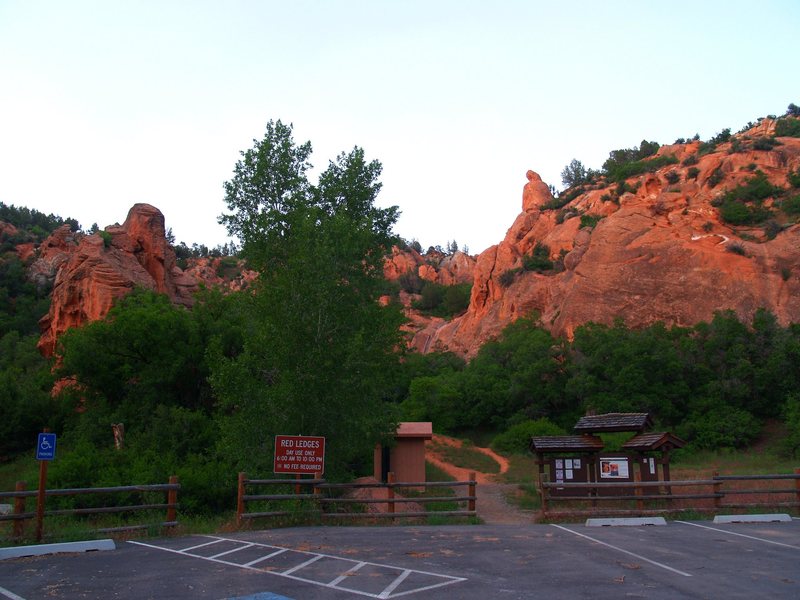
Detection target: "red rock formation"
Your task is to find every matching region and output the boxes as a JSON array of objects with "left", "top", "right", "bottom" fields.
[
  {"left": 383, "top": 246, "right": 476, "bottom": 286},
  {"left": 37, "top": 204, "right": 197, "bottom": 356},
  {"left": 422, "top": 125, "right": 800, "bottom": 357}
]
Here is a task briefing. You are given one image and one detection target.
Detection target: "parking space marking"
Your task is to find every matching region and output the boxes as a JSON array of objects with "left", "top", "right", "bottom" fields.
[
  {"left": 0, "top": 585, "right": 27, "bottom": 600},
  {"left": 676, "top": 521, "right": 800, "bottom": 550},
  {"left": 379, "top": 570, "right": 412, "bottom": 598},
  {"left": 550, "top": 524, "right": 692, "bottom": 577},
  {"left": 210, "top": 543, "right": 255, "bottom": 559},
  {"left": 281, "top": 554, "right": 324, "bottom": 576},
  {"left": 244, "top": 548, "right": 289, "bottom": 567},
  {"left": 129, "top": 536, "right": 466, "bottom": 598},
  {"left": 328, "top": 561, "right": 367, "bottom": 586}
]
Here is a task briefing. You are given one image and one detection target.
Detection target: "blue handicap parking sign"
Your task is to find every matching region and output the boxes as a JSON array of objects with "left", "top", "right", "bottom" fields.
[{"left": 36, "top": 433, "right": 57, "bottom": 461}]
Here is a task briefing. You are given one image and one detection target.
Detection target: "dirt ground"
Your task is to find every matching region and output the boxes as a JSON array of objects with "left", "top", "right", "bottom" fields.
[{"left": 425, "top": 435, "right": 534, "bottom": 525}]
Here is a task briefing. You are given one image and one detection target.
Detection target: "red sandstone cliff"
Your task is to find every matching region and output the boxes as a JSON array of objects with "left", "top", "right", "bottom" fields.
[
  {"left": 15, "top": 118, "right": 800, "bottom": 361},
  {"left": 36, "top": 204, "right": 198, "bottom": 356},
  {"left": 418, "top": 121, "right": 800, "bottom": 356}
]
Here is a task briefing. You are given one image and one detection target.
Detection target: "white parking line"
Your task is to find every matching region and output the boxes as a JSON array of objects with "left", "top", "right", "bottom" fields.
[
  {"left": 676, "top": 521, "right": 800, "bottom": 550},
  {"left": 209, "top": 543, "right": 255, "bottom": 559},
  {"left": 551, "top": 524, "right": 692, "bottom": 577},
  {"left": 0, "top": 585, "right": 26, "bottom": 600},
  {"left": 244, "top": 548, "right": 288, "bottom": 567},
  {"left": 328, "top": 561, "right": 367, "bottom": 586},
  {"left": 179, "top": 539, "right": 225, "bottom": 552},
  {"left": 378, "top": 569, "right": 412, "bottom": 599},
  {"left": 281, "top": 554, "right": 324, "bottom": 576},
  {"left": 129, "top": 536, "right": 466, "bottom": 598}
]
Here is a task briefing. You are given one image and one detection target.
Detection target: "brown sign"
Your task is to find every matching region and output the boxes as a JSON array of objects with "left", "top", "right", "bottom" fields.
[{"left": 274, "top": 435, "right": 325, "bottom": 475}]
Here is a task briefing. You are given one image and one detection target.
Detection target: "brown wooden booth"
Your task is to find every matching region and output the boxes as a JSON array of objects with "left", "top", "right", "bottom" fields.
[
  {"left": 373, "top": 422, "right": 432, "bottom": 487},
  {"left": 530, "top": 413, "right": 685, "bottom": 497}
]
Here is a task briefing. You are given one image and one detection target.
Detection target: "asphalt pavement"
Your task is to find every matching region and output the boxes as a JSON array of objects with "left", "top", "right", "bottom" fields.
[{"left": 1, "top": 519, "right": 799, "bottom": 599}]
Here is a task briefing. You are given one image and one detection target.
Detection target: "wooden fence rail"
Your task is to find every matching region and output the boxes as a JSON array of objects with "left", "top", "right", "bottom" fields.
[
  {"left": 236, "top": 471, "right": 477, "bottom": 525},
  {"left": 0, "top": 476, "right": 180, "bottom": 540},
  {"left": 539, "top": 468, "right": 800, "bottom": 519}
]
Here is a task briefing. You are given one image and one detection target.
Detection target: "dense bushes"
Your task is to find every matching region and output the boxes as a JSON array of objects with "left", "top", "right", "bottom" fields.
[
  {"left": 412, "top": 282, "right": 472, "bottom": 317},
  {"left": 491, "top": 418, "right": 566, "bottom": 454},
  {"left": 775, "top": 117, "right": 800, "bottom": 138},
  {"left": 715, "top": 171, "right": 779, "bottom": 225},
  {"left": 401, "top": 310, "right": 800, "bottom": 454}
]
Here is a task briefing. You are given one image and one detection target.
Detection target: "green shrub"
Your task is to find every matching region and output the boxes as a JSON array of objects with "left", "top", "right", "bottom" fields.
[
  {"left": 414, "top": 282, "right": 445, "bottom": 311},
  {"left": 522, "top": 243, "right": 553, "bottom": 272},
  {"left": 579, "top": 214, "right": 604, "bottom": 229},
  {"left": 775, "top": 117, "right": 800, "bottom": 137},
  {"left": 781, "top": 395, "right": 800, "bottom": 458},
  {"left": 726, "top": 242, "right": 747, "bottom": 256},
  {"left": 720, "top": 200, "right": 771, "bottom": 225},
  {"left": 542, "top": 187, "right": 583, "bottom": 210},
  {"left": 498, "top": 268, "right": 519, "bottom": 287},
  {"left": 763, "top": 220, "right": 783, "bottom": 240},
  {"left": 681, "top": 407, "right": 759, "bottom": 450},
  {"left": 604, "top": 154, "right": 678, "bottom": 183},
  {"left": 781, "top": 194, "right": 800, "bottom": 215},
  {"left": 687, "top": 167, "right": 700, "bottom": 180},
  {"left": 698, "top": 128, "right": 731, "bottom": 156},
  {"left": 716, "top": 171, "right": 780, "bottom": 225},
  {"left": 707, "top": 167, "right": 724, "bottom": 187},
  {"left": 788, "top": 169, "right": 800, "bottom": 188},
  {"left": 751, "top": 136, "right": 779, "bottom": 151},
  {"left": 442, "top": 283, "right": 472, "bottom": 315},
  {"left": 99, "top": 230, "right": 112, "bottom": 248},
  {"left": 682, "top": 154, "right": 699, "bottom": 167},
  {"left": 398, "top": 270, "right": 423, "bottom": 293},
  {"left": 491, "top": 418, "right": 566, "bottom": 454},
  {"left": 664, "top": 171, "right": 680, "bottom": 184}
]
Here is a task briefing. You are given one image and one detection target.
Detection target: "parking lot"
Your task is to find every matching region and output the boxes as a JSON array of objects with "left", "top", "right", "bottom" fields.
[{"left": 1, "top": 518, "right": 799, "bottom": 599}]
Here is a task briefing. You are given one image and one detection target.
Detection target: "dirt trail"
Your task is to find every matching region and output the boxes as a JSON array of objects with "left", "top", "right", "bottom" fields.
[{"left": 426, "top": 435, "right": 534, "bottom": 525}]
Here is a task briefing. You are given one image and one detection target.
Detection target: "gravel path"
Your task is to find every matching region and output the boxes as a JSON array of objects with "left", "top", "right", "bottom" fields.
[{"left": 426, "top": 435, "right": 536, "bottom": 525}]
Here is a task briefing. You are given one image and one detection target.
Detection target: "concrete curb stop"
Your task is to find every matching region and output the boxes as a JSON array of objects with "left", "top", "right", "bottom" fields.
[
  {"left": 0, "top": 539, "right": 116, "bottom": 560},
  {"left": 713, "top": 514, "right": 792, "bottom": 524},
  {"left": 586, "top": 517, "right": 667, "bottom": 527}
]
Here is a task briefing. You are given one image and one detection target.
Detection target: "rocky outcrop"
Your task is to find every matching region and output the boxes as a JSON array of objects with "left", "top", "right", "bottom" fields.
[
  {"left": 37, "top": 204, "right": 198, "bottom": 356},
  {"left": 383, "top": 247, "right": 476, "bottom": 286},
  {"left": 419, "top": 124, "right": 800, "bottom": 357}
]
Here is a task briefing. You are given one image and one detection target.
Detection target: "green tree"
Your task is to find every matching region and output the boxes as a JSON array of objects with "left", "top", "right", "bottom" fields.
[
  {"left": 214, "top": 120, "right": 405, "bottom": 477},
  {"left": 561, "top": 158, "right": 588, "bottom": 188},
  {"left": 56, "top": 290, "right": 213, "bottom": 437}
]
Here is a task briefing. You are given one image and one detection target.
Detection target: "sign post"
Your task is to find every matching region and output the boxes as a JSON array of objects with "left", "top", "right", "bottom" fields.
[
  {"left": 35, "top": 431, "right": 57, "bottom": 542},
  {"left": 274, "top": 435, "right": 325, "bottom": 476}
]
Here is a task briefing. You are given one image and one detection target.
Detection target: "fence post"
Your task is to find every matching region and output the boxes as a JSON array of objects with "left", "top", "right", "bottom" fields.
[
  {"left": 795, "top": 467, "right": 800, "bottom": 507},
  {"left": 295, "top": 474, "right": 301, "bottom": 496},
  {"left": 166, "top": 476, "right": 178, "bottom": 529},
  {"left": 712, "top": 471, "right": 721, "bottom": 511},
  {"left": 236, "top": 472, "right": 246, "bottom": 527},
  {"left": 387, "top": 472, "right": 395, "bottom": 520},
  {"left": 634, "top": 470, "right": 643, "bottom": 512},
  {"left": 468, "top": 471, "right": 476, "bottom": 513},
  {"left": 539, "top": 472, "right": 549, "bottom": 518},
  {"left": 13, "top": 481, "right": 25, "bottom": 539}
]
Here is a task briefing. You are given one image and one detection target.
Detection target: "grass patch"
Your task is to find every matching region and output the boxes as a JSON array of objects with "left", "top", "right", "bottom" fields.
[{"left": 430, "top": 441, "right": 501, "bottom": 474}]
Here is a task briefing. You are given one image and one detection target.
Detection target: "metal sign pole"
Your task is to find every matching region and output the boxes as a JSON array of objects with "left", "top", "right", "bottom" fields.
[
  {"left": 35, "top": 458, "right": 48, "bottom": 543},
  {"left": 34, "top": 428, "right": 56, "bottom": 543}
]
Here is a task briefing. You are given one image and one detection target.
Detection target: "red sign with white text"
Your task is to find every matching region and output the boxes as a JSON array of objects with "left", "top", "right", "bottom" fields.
[{"left": 274, "top": 435, "right": 326, "bottom": 475}]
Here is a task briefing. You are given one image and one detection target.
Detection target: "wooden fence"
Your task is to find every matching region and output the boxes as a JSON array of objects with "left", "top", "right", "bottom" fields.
[
  {"left": 236, "top": 471, "right": 477, "bottom": 525},
  {"left": 0, "top": 477, "right": 180, "bottom": 541},
  {"left": 539, "top": 468, "right": 800, "bottom": 519}
]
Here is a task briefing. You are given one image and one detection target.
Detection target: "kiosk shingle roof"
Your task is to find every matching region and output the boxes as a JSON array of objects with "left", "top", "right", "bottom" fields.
[
  {"left": 622, "top": 432, "right": 686, "bottom": 451},
  {"left": 573, "top": 412, "right": 653, "bottom": 433},
  {"left": 530, "top": 435, "right": 604, "bottom": 453}
]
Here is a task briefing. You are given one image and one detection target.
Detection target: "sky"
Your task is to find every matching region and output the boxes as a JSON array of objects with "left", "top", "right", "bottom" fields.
[{"left": 1, "top": 1, "right": 798, "bottom": 255}]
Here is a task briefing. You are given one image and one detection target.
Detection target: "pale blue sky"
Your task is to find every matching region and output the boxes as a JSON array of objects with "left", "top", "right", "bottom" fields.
[{"left": 1, "top": 1, "right": 798, "bottom": 253}]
